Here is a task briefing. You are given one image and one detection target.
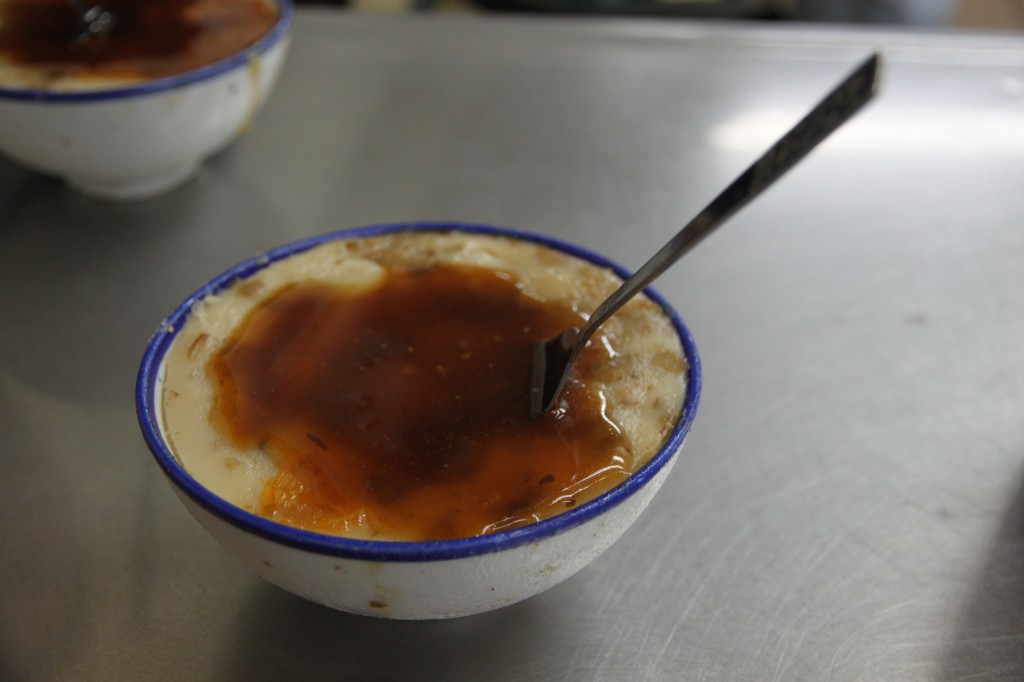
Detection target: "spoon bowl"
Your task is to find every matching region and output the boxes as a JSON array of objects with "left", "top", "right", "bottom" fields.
[{"left": 67, "top": 1, "right": 116, "bottom": 51}]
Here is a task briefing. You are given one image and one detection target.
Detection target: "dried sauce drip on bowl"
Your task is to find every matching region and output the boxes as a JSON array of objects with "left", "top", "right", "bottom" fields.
[
  {"left": 0, "top": 0, "right": 278, "bottom": 84},
  {"left": 208, "top": 264, "right": 633, "bottom": 541}
]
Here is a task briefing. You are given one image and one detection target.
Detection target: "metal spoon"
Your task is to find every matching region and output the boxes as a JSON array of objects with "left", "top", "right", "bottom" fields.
[
  {"left": 530, "top": 52, "right": 882, "bottom": 416},
  {"left": 67, "top": 0, "right": 117, "bottom": 52}
]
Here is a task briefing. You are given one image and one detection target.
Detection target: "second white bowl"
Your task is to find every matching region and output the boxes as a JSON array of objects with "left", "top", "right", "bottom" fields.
[{"left": 0, "top": 0, "right": 293, "bottom": 200}]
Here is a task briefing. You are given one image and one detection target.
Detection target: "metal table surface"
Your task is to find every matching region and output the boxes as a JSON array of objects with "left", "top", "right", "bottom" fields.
[{"left": 2, "top": 10, "right": 1023, "bottom": 681}]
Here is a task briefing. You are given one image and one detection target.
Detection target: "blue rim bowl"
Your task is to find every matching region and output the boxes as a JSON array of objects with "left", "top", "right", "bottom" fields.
[
  {"left": 0, "top": 0, "right": 294, "bottom": 103},
  {"left": 136, "top": 222, "right": 701, "bottom": 563}
]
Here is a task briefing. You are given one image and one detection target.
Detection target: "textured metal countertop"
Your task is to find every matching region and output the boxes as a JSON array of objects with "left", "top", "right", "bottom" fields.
[{"left": 2, "top": 10, "right": 1023, "bottom": 681}]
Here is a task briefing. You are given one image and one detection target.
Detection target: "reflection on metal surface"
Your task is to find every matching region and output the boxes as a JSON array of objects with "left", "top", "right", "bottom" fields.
[{"left": 710, "top": 106, "right": 1024, "bottom": 155}]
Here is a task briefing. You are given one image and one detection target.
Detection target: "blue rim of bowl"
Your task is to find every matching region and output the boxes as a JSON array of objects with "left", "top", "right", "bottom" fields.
[
  {"left": 136, "top": 222, "right": 702, "bottom": 562},
  {"left": 0, "top": 0, "right": 294, "bottom": 103}
]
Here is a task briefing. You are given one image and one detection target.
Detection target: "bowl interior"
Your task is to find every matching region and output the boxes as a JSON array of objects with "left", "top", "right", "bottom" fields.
[
  {"left": 0, "top": 0, "right": 294, "bottom": 103},
  {"left": 136, "top": 223, "right": 702, "bottom": 562}
]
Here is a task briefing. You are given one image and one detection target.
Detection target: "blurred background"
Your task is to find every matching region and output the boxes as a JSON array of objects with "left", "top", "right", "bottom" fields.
[{"left": 295, "top": 0, "right": 1024, "bottom": 30}]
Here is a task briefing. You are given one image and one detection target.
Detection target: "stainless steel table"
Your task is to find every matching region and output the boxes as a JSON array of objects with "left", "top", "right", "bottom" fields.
[{"left": 2, "top": 10, "right": 1022, "bottom": 681}]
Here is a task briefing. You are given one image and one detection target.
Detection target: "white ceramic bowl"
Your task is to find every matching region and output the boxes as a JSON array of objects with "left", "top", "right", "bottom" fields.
[
  {"left": 0, "top": 1, "right": 292, "bottom": 201},
  {"left": 136, "top": 223, "right": 702, "bottom": 619}
]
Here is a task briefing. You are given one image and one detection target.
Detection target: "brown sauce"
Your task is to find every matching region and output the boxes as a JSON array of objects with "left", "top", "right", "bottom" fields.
[
  {"left": 0, "top": 0, "right": 278, "bottom": 83},
  {"left": 209, "top": 264, "right": 633, "bottom": 541}
]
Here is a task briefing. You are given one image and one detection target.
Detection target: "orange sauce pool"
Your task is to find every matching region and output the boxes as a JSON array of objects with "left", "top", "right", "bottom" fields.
[
  {"left": 209, "top": 264, "right": 634, "bottom": 541},
  {"left": 0, "top": 0, "right": 278, "bottom": 83}
]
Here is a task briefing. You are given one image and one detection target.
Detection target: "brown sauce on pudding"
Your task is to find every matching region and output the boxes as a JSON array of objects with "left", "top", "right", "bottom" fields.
[
  {"left": 0, "top": 0, "right": 278, "bottom": 84},
  {"left": 209, "top": 263, "right": 633, "bottom": 541}
]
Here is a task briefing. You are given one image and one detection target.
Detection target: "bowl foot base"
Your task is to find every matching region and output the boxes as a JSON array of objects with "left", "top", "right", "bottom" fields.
[{"left": 66, "top": 160, "right": 201, "bottom": 201}]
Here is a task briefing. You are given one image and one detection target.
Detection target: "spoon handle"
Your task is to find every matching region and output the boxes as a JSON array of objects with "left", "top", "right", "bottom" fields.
[{"left": 575, "top": 52, "right": 881, "bottom": 349}]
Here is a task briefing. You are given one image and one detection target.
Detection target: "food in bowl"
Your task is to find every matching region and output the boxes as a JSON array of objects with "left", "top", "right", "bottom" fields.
[
  {"left": 0, "top": 0, "right": 280, "bottom": 90},
  {"left": 0, "top": 0, "right": 292, "bottom": 200},
  {"left": 138, "top": 224, "right": 701, "bottom": 618},
  {"left": 162, "top": 229, "right": 687, "bottom": 540}
]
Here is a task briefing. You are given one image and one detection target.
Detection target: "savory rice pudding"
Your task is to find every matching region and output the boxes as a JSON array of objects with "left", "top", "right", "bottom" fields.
[
  {"left": 159, "top": 231, "right": 687, "bottom": 541},
  {"left": 0, "top": 0, "right": 279, "bottom": 91}
]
